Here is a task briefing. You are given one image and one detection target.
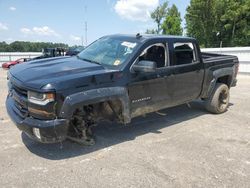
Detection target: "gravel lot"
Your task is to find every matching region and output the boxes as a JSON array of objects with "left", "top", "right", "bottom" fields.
[{"left": 0, "top": 68, "right": 249, "bottom": 188}]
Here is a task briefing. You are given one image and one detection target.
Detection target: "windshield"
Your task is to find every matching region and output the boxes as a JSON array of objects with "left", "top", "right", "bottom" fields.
[{"left": 77, "top": 37, "right": 138, "bottom": 66}]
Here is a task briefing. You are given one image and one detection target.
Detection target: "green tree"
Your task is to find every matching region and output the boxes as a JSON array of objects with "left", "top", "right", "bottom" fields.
[
  {"left": 145, "top": 29, "right": 157, "bottom": 34},
  {"left": 150, "top": 2, "right": 168, "bottom": 34},
  {"left": 185, "top": 0, "right": 250, "bottom": 47},
  {"left": 0, "top": 41, "right": 69, "bottom": 52},
  {"left": 11, "top": 41, "right": 25, "bottom": 52},
  {"left": 0, "top": 42, "right": 8, "bottom": 52},
  {"left": 219, "top": 0, "right": 250, "bottom": 46},
  {"left": 185, "top": 0, "right": 216, "bottom": 47},
  {"left": 162, "top": 4, "right": 183, "bottom": 35}
]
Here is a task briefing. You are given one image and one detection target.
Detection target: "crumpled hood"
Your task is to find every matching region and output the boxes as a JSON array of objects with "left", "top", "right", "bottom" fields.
[{"left": 9, "top": 56, "right": 117, "bottom": 90}]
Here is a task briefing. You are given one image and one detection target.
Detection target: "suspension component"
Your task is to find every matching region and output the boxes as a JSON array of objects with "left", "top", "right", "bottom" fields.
[{"left": 67, "top": 107, "right": 96, "bottom": 145}]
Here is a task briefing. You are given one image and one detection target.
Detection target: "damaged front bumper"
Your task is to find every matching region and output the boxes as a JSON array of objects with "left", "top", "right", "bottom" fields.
[{"left": 6, "top": 96, "right": 69, "bottom": 143}]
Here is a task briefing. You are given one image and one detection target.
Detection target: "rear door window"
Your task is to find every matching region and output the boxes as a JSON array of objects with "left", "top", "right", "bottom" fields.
[{"left": 172, "top": 42, "right": 197, "bottom": 66}]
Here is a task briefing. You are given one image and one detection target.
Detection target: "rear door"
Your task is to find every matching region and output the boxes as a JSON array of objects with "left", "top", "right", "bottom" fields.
[{"left": 166, "top": 41, "right": 204, "bottom": 104}]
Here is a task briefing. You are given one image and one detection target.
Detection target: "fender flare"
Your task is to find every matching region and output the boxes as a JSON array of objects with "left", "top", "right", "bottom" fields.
[
  {"left": 59, "top": 87, "right": 131, "bottom": 124},
  {"left": 206, "top": 67, "right": 233, "bottom": 98}
]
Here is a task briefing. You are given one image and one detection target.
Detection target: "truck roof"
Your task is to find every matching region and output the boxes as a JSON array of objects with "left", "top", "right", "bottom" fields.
[{"left": 106, "top": 34, "right": 196, "bottom": 43}]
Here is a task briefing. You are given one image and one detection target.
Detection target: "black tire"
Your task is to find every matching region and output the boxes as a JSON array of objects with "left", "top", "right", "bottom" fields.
[{"left": 205, "top": 83, "right": 230, "bottom": 114}]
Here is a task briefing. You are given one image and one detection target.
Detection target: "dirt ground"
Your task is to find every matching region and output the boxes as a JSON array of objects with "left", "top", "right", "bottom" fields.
[{"left": 0, "top": 68, "right": 249, "bottom": 188}]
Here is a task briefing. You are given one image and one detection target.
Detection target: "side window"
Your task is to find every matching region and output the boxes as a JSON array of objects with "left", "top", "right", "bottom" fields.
[
  {"left": 172, "top": 42, "right": 197, "bottom": 66},
  {"left": 138, "top": 43, "right": 166, "bottom": 68}
]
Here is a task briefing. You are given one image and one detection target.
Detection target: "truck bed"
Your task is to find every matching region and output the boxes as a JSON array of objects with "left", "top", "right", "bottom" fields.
[{"left": 201, "top": 52, "right": 238, "bottom": 64}]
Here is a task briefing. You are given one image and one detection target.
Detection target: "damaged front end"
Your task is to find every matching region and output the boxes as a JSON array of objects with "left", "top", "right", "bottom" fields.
[
  {"left": 63, "top": 87, "right": 131, "bottom": 145},
  {"left": 6, "top": 77, "right": 69, "bottom": 143},
  {"left": 6, "top": 79, "right": 130, "bottom": 144}
]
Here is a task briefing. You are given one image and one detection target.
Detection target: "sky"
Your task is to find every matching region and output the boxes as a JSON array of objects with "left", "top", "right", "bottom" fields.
[{"left": 0, "top": 0, "right": 190, "bottom": 46}]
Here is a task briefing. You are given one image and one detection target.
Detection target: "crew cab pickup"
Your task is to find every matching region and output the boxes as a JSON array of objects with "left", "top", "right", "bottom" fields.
[{"left": 6, "top": 34, "right": 239, "bottom": 144}]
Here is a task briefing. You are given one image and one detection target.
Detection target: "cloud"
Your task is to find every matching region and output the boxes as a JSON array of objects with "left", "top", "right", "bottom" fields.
[
  {"left": 114, "top": 0, "right": 159, "bottom": 22},
  {"left": 0, "top": 22, "right": 8, "bottom": 31},
  {"left": 20, "top": 27, "right": 32, "bottom": 34},
  {"left": 33, "top": 26, "right": 59, "bottom": 36},
  {"left": 70, "top": 35, "right": 81, "bottom": 41},
  {"left": 9, "top": 6, "right": 16, "bottom": 11},
  {"left": 20, "top": 26, "right": 59, "bottom": 37}
]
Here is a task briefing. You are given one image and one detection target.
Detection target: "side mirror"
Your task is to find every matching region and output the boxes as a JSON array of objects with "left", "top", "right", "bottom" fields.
[{"left": 132, "top": 60, "right": 156, "bottom": 73}]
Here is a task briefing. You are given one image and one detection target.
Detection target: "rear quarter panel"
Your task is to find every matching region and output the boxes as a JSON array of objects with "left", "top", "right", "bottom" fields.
[{"left": 200, "top": 54, "right": 238, "bottom": 98}]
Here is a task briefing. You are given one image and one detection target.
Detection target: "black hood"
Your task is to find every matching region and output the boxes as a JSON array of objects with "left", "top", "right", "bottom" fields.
[{"left": 9, "top": 56, "right": 117, "bottom": 91}]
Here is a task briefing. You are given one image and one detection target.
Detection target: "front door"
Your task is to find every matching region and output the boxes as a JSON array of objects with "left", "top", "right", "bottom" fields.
[{"left": 128, "top": 42, "right": 171, "bottom": 117}]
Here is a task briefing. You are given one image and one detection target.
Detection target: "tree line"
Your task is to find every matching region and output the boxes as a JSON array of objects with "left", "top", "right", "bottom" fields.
[
  {"left": 0, "top": 41, "right": 69, "bottom": 52},
  {"left": 146, "top": 0, "right": 250, "bottom": 48}
]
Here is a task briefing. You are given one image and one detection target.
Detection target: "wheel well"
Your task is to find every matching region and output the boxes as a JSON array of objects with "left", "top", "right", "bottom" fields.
[
  {"left": 217, "top": 75, "right": 231, "bottom": 87},
  {"left": 93, "top": 100, "right": 123, "bottom": 122},
  {"left": 71, "top": 99, "right": 124, "bottom": 124}
]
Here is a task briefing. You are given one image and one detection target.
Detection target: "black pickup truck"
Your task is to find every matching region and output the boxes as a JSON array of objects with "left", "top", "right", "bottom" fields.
[{"left": 6, "top": 34, "right": 239, "bottom": 145}]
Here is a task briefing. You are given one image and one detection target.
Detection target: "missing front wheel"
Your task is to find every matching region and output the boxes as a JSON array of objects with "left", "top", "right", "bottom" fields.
[{"left": 67, "top": 108, "right": 96, "bottom": 145}]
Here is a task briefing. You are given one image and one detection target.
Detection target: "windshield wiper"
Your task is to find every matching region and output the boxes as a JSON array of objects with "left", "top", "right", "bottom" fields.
[{"left": 77, "top": 55, "right": 101, "bottom": 65}]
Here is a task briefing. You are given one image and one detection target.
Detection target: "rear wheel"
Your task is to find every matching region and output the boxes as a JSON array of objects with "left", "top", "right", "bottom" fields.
[{"left": 205, "top": 83, "right": 230, "bottom": 114}]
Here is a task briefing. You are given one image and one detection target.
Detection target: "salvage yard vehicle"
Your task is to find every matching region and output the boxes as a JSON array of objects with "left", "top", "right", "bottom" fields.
[
  {"left": 6, "top": 34, "right": 239, "bottom": 145},
  {"left": 2, "top": 58, "right": 31, "bottom": 69},
  {"left": 66, "top": 46, "right": 85, "bottom": 56},
  {"left": 32, "top": 47, "right": 66, "bottom": 60}
]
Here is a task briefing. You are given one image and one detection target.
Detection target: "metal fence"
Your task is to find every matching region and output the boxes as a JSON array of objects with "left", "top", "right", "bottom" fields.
[
  {"left": 0, "top": 52, "right": 42, "bottom": 63},
  {"left": 0, "top": 48, "right": 249, "bottom": 73}
]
